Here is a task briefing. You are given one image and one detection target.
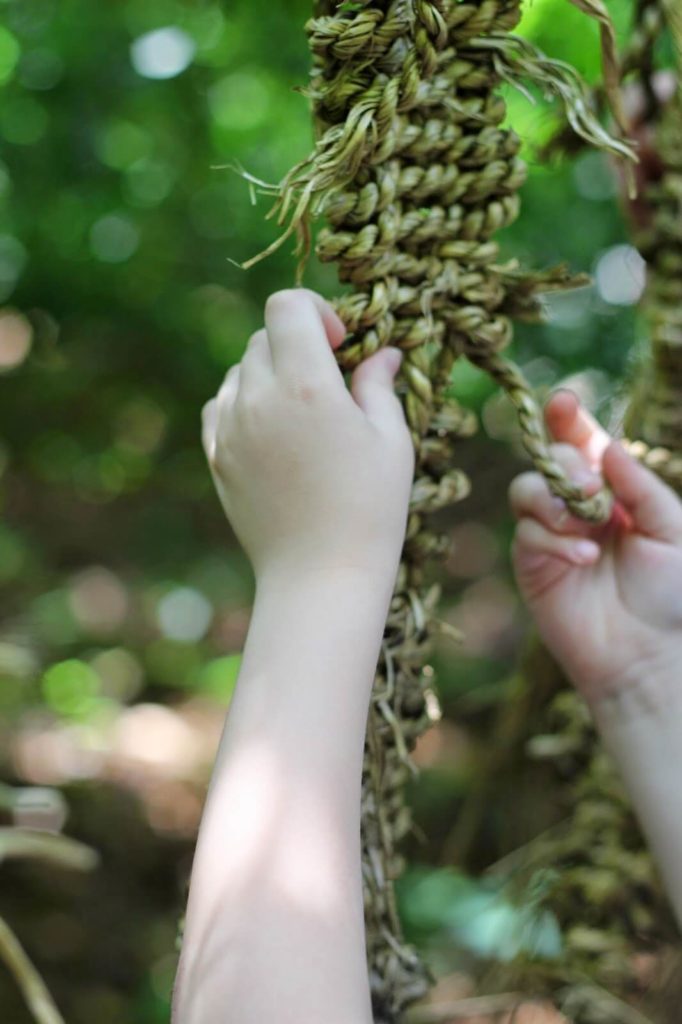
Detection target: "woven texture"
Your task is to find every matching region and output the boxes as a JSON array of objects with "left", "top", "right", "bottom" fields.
[
  {"left": 498, "top": 5, "right": 682, "bottom": 1019},
  {"left": 242, "top": 0, "right": 634, "bottom": 525},
  {"left": 295, "top": 3, "right": 606, "bottom": 1019},
  {"left": 239, "top": 1, "right": 637, "bottom": 1019},
  {"left": 235, "top": 2, "right": 647, "bottom": 1015}
]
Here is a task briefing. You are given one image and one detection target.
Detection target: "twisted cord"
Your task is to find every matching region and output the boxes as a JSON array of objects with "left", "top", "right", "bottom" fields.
[
  {"left": 505, "top": 3, "right": 682, "bottom": 1013},
  {"left": 237, "top": 1, "right": 639, "bottom": 523},
  {"left": 236, "top": 1, "right": 636, "bottom": 1017}
]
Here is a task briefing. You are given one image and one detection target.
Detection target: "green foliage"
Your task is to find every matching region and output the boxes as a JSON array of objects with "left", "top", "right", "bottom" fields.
[
  {"left": 397, "top": 866, "right": 563, "bottom": 962},
  {"left": 42, "top": 659, "right": 101, "bottom": 718}
]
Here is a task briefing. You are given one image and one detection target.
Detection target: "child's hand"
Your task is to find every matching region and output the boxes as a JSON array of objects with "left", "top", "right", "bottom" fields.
[
  {"left": 510, "top": 390, "right": 682, "bottom": 705},
  {"left": 201, "top": 288, "right": 415, "bottom": 585}
]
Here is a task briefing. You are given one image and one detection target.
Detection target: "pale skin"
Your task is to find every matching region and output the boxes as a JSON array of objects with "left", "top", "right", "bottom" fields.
[
  {"left": 172, "top": 288, "right": 682, "bottom": 1023},
  {"left": 509, "top": 391, "right": 682, "bottom": 704}
]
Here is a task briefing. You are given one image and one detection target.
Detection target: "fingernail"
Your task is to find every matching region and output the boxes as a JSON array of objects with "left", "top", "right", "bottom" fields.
[
  {"left": 387, "top": 347, "right": 403, "bottom": 371},
  {"left": 330, "top": 306, "right": 346, "bottom": 333},
  {"left": 572, "top": 539, "right": 601, "bottom": 563},
  {"left": 572, "top": 470, "right": 602, "bottom": 492},
  {"left": 550, "top": 497, "right": 569, "bottom": 527}
]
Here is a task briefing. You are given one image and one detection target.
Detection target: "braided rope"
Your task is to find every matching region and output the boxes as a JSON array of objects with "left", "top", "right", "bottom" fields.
[
  {"left": 235, "top": 2, "right": 639, "bottom": 1018},
  {"left": 501, "top": 4, "right": 682, "bottom": 1016},
  {"left": 236, "top": 0, "right": 642, "bottom": 525}
]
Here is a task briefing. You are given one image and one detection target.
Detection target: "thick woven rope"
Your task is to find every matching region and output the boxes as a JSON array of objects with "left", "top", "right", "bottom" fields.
[
  {"left": 238, "top": 1, "right": 640, "bottom": 526},
  {"left": 490, "top": 4, "right": 682, "bottom": 1018},
  {"left": 235, "top": 1, "right": 637, "bottom": 1019}
]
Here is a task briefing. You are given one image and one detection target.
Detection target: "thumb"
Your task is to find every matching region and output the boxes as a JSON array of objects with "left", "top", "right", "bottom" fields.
[
  {"left": 602, "top": 440, "right": 682, "bottom": 544},
  {"left": 350, "top": 347, "right": 405, "bottom": 430}
]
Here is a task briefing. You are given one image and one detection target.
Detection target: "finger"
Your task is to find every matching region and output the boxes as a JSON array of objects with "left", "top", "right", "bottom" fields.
[
  {"left": 508, "top": 471, "right": 595, "bottom": 538},
  {"left": 296, "top": 288, "right": 347, "bottom": 349},
  {"left": 201, "top": 399, "right": 218, "bottom": 462},
  {"left": 549, "top": 442, "right": 603, "bottom": 487},
  {"left": 544, "top": 389, "right": 612, "bottom": 470},
  {"left": 350, "top": 347, "right": 407, "bottom": 432},
  {"left": 264, "top": 289, "right": 345, "bottom": 388},
  {"left": 216, "top": 363, "right": 240, "bottom": 411},
  {"left": 601, "top": 440, "right": 682, "bottom": 544},
  {"left": 509, "top": 441, "right": 603, "bottom": 528},
  {"left": 237, "top": 329, "right": 274, "bottom": 396},
  {"left": 512, "top": 517, "right": 602, "bottom": 574}
]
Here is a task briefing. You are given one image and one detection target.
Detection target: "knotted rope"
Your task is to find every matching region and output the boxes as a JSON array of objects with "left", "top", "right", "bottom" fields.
[
  {"left": 234, "top": 1, "right": 636, "bottom": 1018},
  {"left": 491, "top": 3, "right": 682, "bottom": 1016},
  {"left": 236, "top": 1, "right": 638, "bottom": 526}
]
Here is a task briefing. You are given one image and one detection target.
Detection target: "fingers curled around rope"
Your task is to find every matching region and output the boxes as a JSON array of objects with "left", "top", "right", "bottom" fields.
[
  {"left": 543, "top": 457, "right": 614, "bottom": 525},
  {"left": 351, "top": 346, "right": 413, "bottom": 455},
  {"left": 237, "top": 329, "right": 274, "bottom": 399},
  {"left": 510, "top": 473, "right": 596, "bottom": 539},
  {"left": 509, "top": 443, "right": 605, "bottom": 537}
]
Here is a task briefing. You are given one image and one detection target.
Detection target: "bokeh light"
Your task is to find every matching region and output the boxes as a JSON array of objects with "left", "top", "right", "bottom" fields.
[
  {"left": 0, "top": 25, "right": 20, "bottom": 86},
  {"left": 0, "top": 234, "right": 27, "bottom": 300},
  {"left": 208, "top": 70, "right": 271, "bottom": 130},
  {"left": 89, "top": 213, "right": 140, "bottom": 263},
  {"left": 157, "top": 587, "right": 213, "bottom": 643},
  {"left": 68, "top": 567, "right": 129, "bottom": 635},
  {"left": 0, "top": 308, "right": 32, "bottom": 370},
  {"left": 90, "top": 648, "right": 144, "bottom": 703},
  {"left": 130, "top": 27, "right": 195, "bottom": 80},
  {"left": 42, "top": 660, "right": 101, "bottom": 719},
  {"left": 594, "top": 244, "right": 646, "bottom": 306}
]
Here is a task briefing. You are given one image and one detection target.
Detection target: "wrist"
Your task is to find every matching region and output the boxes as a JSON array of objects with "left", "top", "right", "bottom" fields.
[
  {"left": 218, "top": 556, "right": 397, "bottom": 790},
  {"left": 241, "top": 561, "right": 398, "bottom": 703},
  {"left": 255, "top": 557, "right": 400, "bottom": 610},
  {"left": 588, "top": 652, "right": 682, "bottom": 727}
]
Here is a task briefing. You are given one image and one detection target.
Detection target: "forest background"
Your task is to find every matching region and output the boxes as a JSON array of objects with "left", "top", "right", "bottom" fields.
[{"left": 0, "top": 0, "right": 665, "bottom": 1021}]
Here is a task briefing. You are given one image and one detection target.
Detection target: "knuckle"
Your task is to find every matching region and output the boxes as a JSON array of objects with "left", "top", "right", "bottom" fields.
[
  {"left": 216, "top": 383, "right": 235, "bottom": 410},
  {"left": 282, "top": 373, "right": 329, "bottom": 405},
  {"left": 207, "top": 447, "right": 220, "bottom": 473},
  {"left": 209, "top": 436, "right": 236, "bottom": 476},
  {"left": 217, "top": 369, "right": 239, "bottom": 402},
  {"left": 246, "top": 328, "right": 267, "bottom": 349}
]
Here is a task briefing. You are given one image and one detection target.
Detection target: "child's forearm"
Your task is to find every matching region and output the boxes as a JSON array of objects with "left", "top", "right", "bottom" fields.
[
  {"left": 590, "top": 665, "right": 682, "bottom": 928},
  {"left": 172, "top": 564, "right": 398, "bottom": 1024}
]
